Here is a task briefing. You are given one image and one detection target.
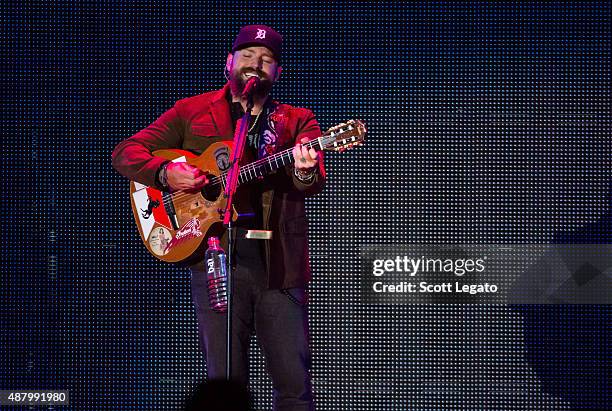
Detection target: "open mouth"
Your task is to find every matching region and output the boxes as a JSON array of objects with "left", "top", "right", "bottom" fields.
[{"left": 243, "top": 72, "right": 261, "bottom": 80}]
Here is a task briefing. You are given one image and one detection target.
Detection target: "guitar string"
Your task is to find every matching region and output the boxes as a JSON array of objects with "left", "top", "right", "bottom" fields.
[
  {"left": 166, "top": 128, "right": 361, "bottom": 203},
  {"left": 168, "top": 144, "right": 310, "bottom": 202},
  {"left": 165, "top": 124, "right": 360, "bottom": 203},
  {"left": 137, "top": 124, "right": 362, "bottom": 237},
  {"left": 167, "top": 139, "right": 324, "bottom": 202}
]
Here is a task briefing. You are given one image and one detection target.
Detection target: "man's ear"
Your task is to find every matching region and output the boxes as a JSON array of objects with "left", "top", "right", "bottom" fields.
[
  {"left": 274, "top": 66, "right": 283, "bottom": 82},
  {"left": 226, "top": 53, "right": 233, "bottom": 72}
]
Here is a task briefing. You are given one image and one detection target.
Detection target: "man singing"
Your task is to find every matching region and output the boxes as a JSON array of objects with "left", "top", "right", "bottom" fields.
[{"left": 112, "top": 25, "right": 325, "bottom": 410}]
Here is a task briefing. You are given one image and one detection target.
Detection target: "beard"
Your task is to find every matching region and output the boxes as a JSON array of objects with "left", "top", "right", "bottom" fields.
[{"left": 228, "top": 68, "right": 274, "bottom": 99}]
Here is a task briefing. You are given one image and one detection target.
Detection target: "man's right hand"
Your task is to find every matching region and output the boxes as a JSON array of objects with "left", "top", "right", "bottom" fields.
[{"left": 166, "top": 162, "right": 208, "bottom": 191}]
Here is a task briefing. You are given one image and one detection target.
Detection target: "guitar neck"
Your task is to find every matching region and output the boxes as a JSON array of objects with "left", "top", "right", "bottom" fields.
[
  {"left": 225, "top": 137, "right": 323, "bottom": 186},
  {"left": 211, "top": 119, "right": 365, "bottom": 188}
]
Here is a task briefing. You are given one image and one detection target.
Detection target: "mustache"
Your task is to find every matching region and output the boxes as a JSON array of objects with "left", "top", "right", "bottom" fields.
[
  {"left": 228, "top": 68, "right": 274, "bottom": 98},
  {"left": 241, "top": 68, "right": 268, "bottom": 80}
]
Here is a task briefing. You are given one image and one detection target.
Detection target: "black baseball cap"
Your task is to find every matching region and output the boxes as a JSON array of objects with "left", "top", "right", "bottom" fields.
[{"left": 231, "top": 25, "right": 283, "bottom": 62}]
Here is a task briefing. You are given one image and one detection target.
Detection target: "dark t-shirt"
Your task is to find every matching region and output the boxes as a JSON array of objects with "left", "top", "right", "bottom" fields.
[{"left": 228, "top": 96, "right": 267, "bottom": 263}]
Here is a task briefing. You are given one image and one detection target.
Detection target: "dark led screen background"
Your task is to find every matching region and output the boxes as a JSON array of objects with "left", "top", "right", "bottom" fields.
[{"left": 3, "top": 1, "right": 611, "bottom": 410}]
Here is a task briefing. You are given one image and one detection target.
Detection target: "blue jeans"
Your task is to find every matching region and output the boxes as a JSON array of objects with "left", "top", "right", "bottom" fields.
[{"left": 190, "top": 249, "right": 313, "bottom": 411}]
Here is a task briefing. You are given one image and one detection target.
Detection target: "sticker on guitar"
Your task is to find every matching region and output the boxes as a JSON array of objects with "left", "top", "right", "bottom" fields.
[
  {"left": 148, "top": 227, "right": 172, "bottom": 256},
  {"left": 132, "top": 155, "right": 188, "bottom": 239},
  {"left": 163, "top": 218, "right": 203, "bottom": 253},
  {"left": 133, "top": 187, "right": 172, "bottom": 238}
]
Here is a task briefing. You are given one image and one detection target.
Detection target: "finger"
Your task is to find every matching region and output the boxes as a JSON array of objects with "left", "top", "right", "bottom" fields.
[
  {"left": 300, "top": 137, "right": 309, "bottom": 144},
  {"left": 185, "top": 164, "right": 202, "bottom": 176},
  {"left": 300, "top": 146, "right": 311, "bottom": 161},
  {"left": 293, "top": 144, "right": 301, "bottom": 160},
  {"left": 178, "top": 162, "right": 195, "bottom": 172},
  {"left": 192, "top": 175, "right": 208, "bottom": 188},
  {"left": 308, "top": 148, "right": 318, "bottom": 161},
  {"left": 294, "top": 146, "right": 308, "bottom": 167}
]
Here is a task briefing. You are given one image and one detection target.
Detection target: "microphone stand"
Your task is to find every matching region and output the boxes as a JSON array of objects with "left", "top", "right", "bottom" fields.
[{"left": 221, "top": 85, "right": 256, "bottom": 380}]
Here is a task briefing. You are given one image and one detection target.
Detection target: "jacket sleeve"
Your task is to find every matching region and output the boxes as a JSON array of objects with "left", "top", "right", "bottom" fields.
[
  {"left": 289, "top": 108, "right": 326, "bottom": 197},
  {"left": 111, "top": 105, "right": 185, "bottom": 188}
]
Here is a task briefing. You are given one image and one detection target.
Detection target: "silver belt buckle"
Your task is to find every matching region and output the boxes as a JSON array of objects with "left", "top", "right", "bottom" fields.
[{"left": 245, "top": 230, "right": 273, "bottom": 240}]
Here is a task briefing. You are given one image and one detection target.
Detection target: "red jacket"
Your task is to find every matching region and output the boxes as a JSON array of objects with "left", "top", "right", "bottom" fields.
[{"left": 112, "top": 84, "right": 325, "bottom": 288}]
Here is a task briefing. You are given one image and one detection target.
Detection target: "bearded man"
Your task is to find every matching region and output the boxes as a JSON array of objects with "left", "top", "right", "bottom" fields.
[{"left": 112, "top": 25, "right": 324, "bottom": 410}]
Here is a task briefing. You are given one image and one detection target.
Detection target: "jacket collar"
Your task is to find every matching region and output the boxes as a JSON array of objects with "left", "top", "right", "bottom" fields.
[
  {"left": 209, "top": 83, "right": 233, "bottom": 138},
  {"left": 209, "top": 82, "right": 280, "bottom": 139}
]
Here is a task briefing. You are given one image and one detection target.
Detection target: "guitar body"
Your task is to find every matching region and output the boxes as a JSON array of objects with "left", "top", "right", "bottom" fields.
[
  {"left": 129, "top": 142, "right": 241, "bottom": 265},
  {"left": 128, "top": 119, "right": 366, "bottom": 265}
]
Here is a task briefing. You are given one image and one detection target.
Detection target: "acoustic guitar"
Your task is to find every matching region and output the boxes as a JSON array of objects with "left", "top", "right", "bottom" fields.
[{"left": 129, "top": 119, "right": 366, "bottom": 264}]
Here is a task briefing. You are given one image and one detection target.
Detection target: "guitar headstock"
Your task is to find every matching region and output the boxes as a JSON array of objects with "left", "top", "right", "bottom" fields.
[{"left": 321, "top": 119, "right": 367, "bottom": 152}]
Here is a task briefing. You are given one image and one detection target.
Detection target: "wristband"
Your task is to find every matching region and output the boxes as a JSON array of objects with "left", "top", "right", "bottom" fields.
[
  {"left": 294, "top": 167, "right": 315, "bottom": 183},
  {"left": 156, "top": 162, "right": 170, "bottom": 190}
]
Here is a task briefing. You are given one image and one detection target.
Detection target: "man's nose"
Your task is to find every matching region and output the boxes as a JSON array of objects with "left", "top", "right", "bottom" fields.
[{"left": 253, "top": 56, "right": 263, "bottom": 69}]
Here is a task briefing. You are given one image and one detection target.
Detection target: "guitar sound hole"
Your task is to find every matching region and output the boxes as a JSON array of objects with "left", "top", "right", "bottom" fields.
[{"left": 201, "top": 172, "right": 221, "bottom": 202}]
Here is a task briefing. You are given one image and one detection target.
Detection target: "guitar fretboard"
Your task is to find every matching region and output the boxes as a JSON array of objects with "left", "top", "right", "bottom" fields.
[{"left": 213, "top": 138, "right": 322, "bottom": 188}]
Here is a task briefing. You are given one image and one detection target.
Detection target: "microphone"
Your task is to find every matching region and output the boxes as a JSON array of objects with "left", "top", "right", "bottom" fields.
[{"left": 241, "top": 76, "right": 260, "bottom": 98}]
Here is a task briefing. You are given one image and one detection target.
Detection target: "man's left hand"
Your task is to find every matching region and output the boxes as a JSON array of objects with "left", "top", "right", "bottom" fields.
[{"left": 293, "top": 137, "right": 319, "bottom": 171}]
